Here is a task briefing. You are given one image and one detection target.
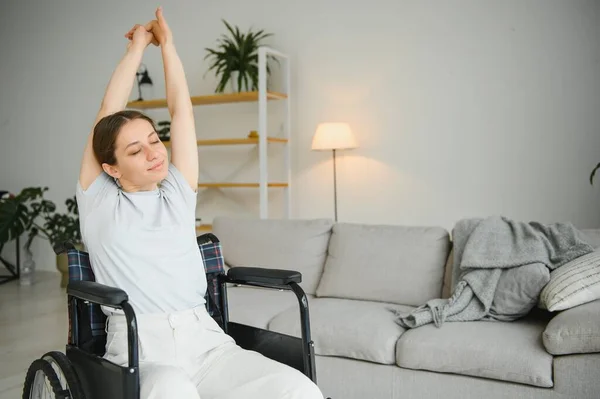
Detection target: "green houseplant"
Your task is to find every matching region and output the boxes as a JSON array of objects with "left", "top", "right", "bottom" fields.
[
  {"left": 204, "top": 20, "right": 276, "bottom": 93},
  {"left": 590, "top": 162, "right": 600, "bottom": 185},
  {"left": 44, "top": 195, "right": 82, "bottom": 287},
  {"left": 0, "top": 187, "right": 55, "bottom": 251},
  {"left": 157, "top": 120, "right": 171, "bottom": 141},
  {"left": 0, "top": 188, "right": 81, "bottom": 286},
  {"left": 0, "top": 187, "right": 55, "bottom": 285}
]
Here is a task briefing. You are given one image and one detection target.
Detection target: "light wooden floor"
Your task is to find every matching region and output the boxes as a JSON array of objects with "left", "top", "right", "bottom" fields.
[{"left": 0, "top": 272, "right": 67, "bottom": 399}]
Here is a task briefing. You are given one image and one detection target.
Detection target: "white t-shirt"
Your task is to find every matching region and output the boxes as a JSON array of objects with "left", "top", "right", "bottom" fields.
[{"left": 75, "top": 163, "right": 207, "bottom": 315}]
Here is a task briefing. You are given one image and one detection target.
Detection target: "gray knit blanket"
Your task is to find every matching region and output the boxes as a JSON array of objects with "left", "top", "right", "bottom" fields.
[{"left": 395, "top": 216, "right": 594, "bottom": 328}]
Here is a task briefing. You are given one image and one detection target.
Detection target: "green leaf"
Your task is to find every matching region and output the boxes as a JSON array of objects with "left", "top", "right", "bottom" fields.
[
  {"left": 0, "top": 199, "right": 28, "bottom": 244},
  {"left": 204, "top": 20, "right": 276, "bottom": 93},
  {"left": 590, "top": 162, "right": 600, "bottom": 185}
]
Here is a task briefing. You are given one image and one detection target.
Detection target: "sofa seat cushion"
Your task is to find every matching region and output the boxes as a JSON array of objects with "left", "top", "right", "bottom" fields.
[
  {"left": 315, "top": 222, "right": 451, "bottom": 306},
  {"left": 226, "top": 285, "right": 313, "bottom": 329},
  {"left": 268, "top": 297, "right": 413, "bottom": 365},
  {"left": 396, "top": 318, "right": 553, "bottom": 388},
  {"left": 543, "top": 299, "right": 600, "bottom": 355}
]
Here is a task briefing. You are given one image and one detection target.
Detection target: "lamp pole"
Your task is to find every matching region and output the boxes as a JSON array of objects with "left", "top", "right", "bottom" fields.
[
  {"left": 311, "top": 122, "right": 357, "bottom": 224},
  {"left": 332, "top": 149, "right": 338, "bottom": 222},
  {"left": 136, "top": 73, "right": 143, "bottom": 101}
]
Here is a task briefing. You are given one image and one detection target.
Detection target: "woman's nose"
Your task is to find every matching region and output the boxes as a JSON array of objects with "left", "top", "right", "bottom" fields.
[{"left": 146, "top": 147, "right": 158, "bottom": 161}]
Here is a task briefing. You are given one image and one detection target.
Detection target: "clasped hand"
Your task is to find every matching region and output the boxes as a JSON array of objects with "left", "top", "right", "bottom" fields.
[{"left": 125, "top": 6, "right": 173, "bottom": 50}]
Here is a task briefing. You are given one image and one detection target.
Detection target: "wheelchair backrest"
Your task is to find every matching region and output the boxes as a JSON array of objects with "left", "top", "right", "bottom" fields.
[{"left": 66, "top": 233, "right": 226, "bottom": 356}]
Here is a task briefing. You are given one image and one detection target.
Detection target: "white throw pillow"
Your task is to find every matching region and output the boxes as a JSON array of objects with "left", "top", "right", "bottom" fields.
[{"left": 539, "top": 250, "right": 600, "bottom": 312}]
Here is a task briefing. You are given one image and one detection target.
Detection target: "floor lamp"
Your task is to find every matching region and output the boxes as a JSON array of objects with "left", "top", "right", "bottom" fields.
[{"left": 311, "top": 122, "right": 358, "bottom": 222}]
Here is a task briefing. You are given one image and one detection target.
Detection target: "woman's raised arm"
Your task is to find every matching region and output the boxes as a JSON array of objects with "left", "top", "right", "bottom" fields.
[
  {"left": 147, "top": 7, "right": 198, "bottom": 190},
  {"left": 78, "top": 25, "right": 154, "bottom": 190}
]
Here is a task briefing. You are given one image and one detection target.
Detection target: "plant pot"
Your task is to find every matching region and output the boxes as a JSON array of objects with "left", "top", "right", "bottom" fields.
[
  {"left": 56, "top": 243, "right": 84, "bottom": 288},
  {"left": 229, "top": 71, "right": 240, "bottom": 93}
]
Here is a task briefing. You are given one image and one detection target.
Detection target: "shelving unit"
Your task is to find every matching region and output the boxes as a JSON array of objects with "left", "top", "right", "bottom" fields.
[
  {"left": 163, "top": 137, "right": 288, "bottom": 147},
  {"left": 197, "top": 183, "right": 289, "bottom": 188},
  {"left": 127, "top": 47, "right": 291, "bottom": 229},
  {"left": 127, "top": 90, "right": 287, "bottom": 109}
]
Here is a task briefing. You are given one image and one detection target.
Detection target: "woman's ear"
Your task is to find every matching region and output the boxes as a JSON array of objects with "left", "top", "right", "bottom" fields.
[{"left": 102, "top": 163, "right": 121, "bottom": 179}]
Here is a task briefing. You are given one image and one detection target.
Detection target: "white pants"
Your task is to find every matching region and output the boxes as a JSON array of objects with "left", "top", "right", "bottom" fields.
[{"left": 104, "top": 306, "right": 324, "bottom": 399}]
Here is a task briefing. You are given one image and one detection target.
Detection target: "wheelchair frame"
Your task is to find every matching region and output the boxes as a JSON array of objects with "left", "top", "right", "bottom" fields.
[{"left": 29, "top": 233, "right": 318, "bottom": 399}]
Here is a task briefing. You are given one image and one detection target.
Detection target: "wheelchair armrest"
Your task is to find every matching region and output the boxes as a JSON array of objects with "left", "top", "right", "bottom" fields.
[
  {"left": 67, "top": 280, "right": 128, "bottom": 307},
  {"left": 226, "top": 267, "right": 302, "bottom": 286}
]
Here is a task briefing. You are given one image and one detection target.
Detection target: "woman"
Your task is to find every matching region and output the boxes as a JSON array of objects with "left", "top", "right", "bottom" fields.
[{"left": 76, "top": 7, "right": 323, "bottom": 399}]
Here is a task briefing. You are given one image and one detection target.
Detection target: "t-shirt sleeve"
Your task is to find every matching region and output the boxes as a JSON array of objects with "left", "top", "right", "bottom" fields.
[
  {"left": 160, "top": 163, "right": 198, "bottom": 212},
  {"left": 76, "top": 172, "right": 119, "bottom": 231}
]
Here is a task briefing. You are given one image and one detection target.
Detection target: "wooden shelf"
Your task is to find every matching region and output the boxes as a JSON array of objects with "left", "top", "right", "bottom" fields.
[
  {"left": 163, "top": 137, "right": 288, "bottom": 147},
  {"left": 198, "top": 182, "right": 288, "bottom": 188},
  {"left": 127, "top": 91, "right": 288, "bottom": 109}
]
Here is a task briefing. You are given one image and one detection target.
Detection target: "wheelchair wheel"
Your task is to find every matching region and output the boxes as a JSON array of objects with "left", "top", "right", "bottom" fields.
[
  {"left": 42, "top": 351, "right": 85, "bottom": 399},
  {"left": 22, "top": 351, "right": 85, "bottom": 399}
]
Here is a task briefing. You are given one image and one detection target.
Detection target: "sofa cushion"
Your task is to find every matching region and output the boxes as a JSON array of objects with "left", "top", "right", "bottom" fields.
[
  {"left": 539, "top": 249, "right": 600, "bottom": 312},
  {"left": 315, "top": 223, "right": 451, "bottom": 306},
  {"left": 226, "top": 285, "right": 313, "bottom": 329},
  {"left": 268, "top": 297, "right": 413, "bottom": 365},
  {"left": 212, "top": 217, "right": 333, "bottom": 294},
  {"left": 543, "top": 299, "right": 600, "bottom": 355},
  {"left": 396, "top": 319, "right": 553, "bottom": 388}
]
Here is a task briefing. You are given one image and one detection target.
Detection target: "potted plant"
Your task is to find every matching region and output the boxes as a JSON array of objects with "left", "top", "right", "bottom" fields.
[
  {"left": 0, "top": 188, "right": 82, "bottom": 287},
  {"left": 42, "top": 196, "right": 82, "bottom": 287},
  {"left": 157, "top": 120, "right": 171, "bottom": 142},
  {"left": 204, "top": 20, "right": 276, "bottom": 93},
  {"left": 0, "top": 187, "right": 56, "bottom": 284},
  {"left": 0, "top": 187, "right": 55, "bottom": 248},
  {"left": 590, "top": 162, "right": 600, "bottom": 185}
]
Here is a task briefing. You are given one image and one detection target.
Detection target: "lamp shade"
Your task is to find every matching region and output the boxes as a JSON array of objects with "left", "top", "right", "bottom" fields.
[
  {"left": 311, "top": 122, "right": 357, "bottom": 151},
  {"left": 138, "top": 70, "right": 153, "bottom": 85}
]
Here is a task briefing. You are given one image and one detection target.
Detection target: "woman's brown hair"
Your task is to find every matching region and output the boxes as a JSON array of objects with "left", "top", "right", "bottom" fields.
[{"left": 92, "top": 110, "right": 156, "bottom": 166}]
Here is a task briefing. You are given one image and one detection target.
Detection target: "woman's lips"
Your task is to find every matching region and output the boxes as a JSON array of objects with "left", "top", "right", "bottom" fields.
[{"left": 149, "top": 160, "right": 164, "bottom": 171}]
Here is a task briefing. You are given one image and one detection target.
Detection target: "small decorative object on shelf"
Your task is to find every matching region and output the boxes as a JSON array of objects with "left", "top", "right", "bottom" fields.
[
  {"left": 248, "top": 130, "right": 258, "bottom": 138},
  {"left": 157, "top": 120, "right": 171, "bottom": 141},
  {"left": 204, "top": 20, "right": 277, "bottom": 93},
  {"left": 135, "top": 64, "right": 153, "bottom": 101}
]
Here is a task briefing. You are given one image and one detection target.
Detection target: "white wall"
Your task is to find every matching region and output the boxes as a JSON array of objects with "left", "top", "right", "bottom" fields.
[{"left": 1, "top": 0, "right": 599, "bottom": 271}]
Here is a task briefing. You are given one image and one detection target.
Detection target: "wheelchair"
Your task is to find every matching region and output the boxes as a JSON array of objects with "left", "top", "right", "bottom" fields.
[{"left": 22, "top": 233, "right": 322, "bottom": 398}]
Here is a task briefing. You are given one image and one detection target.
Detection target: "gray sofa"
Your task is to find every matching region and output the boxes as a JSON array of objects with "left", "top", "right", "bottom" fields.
[{"left": 211, "top": 216, "right": 600, "bottom": 399}]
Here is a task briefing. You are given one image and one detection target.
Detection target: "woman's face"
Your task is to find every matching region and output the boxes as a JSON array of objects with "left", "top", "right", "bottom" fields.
[{"left": 104, "top": 118, "right": 169, "bottom": 191}]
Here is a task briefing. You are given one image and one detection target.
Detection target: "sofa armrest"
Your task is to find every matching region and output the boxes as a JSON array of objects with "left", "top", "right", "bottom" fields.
[
  {"left": 227, "top": 267, "right": 302, "bottom": 287},
  {"left": 543, "top": 299, "right": 600, "bottom": 355},
  {"left": 68, "top": 280, "right": 128, "bottom": 308}
]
